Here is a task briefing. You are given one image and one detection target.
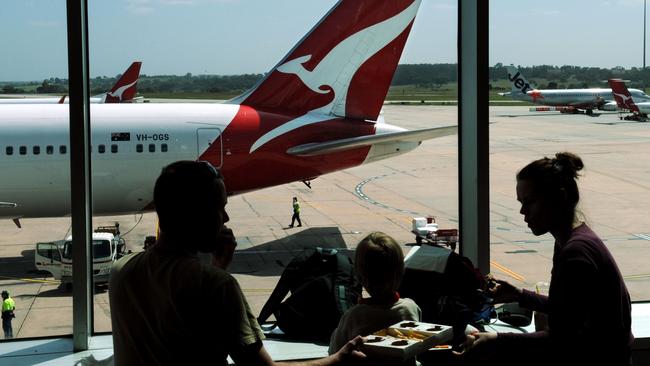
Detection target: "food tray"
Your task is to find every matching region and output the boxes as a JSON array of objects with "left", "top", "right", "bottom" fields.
[{"left": 361, "top": 321, "right": 453, "bottom": 360}]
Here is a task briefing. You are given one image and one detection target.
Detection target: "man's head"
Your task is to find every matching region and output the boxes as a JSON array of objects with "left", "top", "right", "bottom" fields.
[
  {"left": 154, "top": 161, "right": 229, "bottom": 252},
  {"left": 293, "top": 197, "right": 297, "bottom": 202},
  {"left": 1, "top": 291, "right": 8, "bottom": 300}
]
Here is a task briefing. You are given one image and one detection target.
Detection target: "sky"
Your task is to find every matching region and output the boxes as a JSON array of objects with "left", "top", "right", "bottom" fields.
[{"left": 0, "top": 0, "right": 648, "bottom": 81}]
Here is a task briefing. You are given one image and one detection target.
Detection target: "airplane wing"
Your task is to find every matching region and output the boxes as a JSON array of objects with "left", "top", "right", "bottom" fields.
[{"left": 286, "top": 125, "right": 457, "bottom": 156}]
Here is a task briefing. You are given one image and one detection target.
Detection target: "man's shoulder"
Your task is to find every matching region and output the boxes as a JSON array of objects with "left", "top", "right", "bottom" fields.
[
  {"left": 113, "top": 250, "right": 233, "bottom": 279},
  {"left": 395, "top": 297, "right": 419, "bottom": 308},
  {"left": 111, "top": 251, "right": 144, "bottom": 274}
]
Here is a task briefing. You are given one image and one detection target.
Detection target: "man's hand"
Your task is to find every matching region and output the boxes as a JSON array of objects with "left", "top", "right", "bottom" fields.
[
  {"left": 332, "top": 336, "right": 366, "bottom": 364},
  {"left": 490, "top": 279, "right": 522, "bottom": 304},
  {"left": 212, "top": 226, "right": 237, "bottom": 270}
]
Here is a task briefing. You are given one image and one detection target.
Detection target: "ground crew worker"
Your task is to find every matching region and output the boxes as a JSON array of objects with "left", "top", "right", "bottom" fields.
[
  {"left": 1, "top": 290, "right": 16, "bottom": 339},
  {"left": 289, "top": 196, "right": 302, "bottom": 227}
]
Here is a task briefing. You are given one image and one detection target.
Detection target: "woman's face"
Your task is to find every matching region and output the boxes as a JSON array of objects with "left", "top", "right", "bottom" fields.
[{"left": 516, "top": 179, "right": 553, "bottom": 236}]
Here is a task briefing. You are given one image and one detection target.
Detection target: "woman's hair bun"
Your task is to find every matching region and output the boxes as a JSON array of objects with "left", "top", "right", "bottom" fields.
[{"left": 553, "top": 152, "right": 583, "bottom": 179}]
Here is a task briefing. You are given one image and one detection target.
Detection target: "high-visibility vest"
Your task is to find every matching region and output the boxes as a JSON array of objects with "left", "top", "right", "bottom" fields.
[
  {"left": 2, "top": 298, "right": 15, "bottom": 312},
  {"left": 293, "top": 201, "right": 300, "bottom": 214}
]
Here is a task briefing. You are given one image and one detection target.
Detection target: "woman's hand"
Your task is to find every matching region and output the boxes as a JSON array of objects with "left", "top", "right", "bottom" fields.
[
  {"left": 453, "top": 332, "right": 497, "bottom": 356},
  {"left": 490, "top": 279, "right": 522, "bottom": 304}
]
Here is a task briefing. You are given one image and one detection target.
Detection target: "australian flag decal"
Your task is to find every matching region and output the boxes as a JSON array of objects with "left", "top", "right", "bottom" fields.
[{"left": 111, "top": 132, "right": 131, "bottom": 142}]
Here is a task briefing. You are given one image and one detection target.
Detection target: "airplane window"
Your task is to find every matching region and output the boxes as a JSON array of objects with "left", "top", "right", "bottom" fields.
[
  {"left": 111, "top": 144, "right": 118, "bottom": 153},
  {"left": 98, "top": 145, "right": 105, "bottom": 154},
  {"left": 60, "top": 145, "right": 67, "bottom": 154},
  {"left": 5, "top": 146, "right": 12, "bottom": 156},
  {"left": 149, "top": 144, "right": 155, "bottom": 153},
  {"left": 161, "top": 144, "right": 168, "bottom": 152},
  {"left": 136, "top": 144, "right": 143, "bottom": 153},
  {"left": 19, "top": 146, "right": 27, "bottom": 155},
  {"left": 33, "top": 146, "right": 40, "bottom": 155},
  {"left": 46, "top": 146, "right": 54, "bottom": 155}
]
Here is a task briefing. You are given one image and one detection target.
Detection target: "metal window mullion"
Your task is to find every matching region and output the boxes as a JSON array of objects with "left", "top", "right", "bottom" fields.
[
  {"left": 458, "top": 0, "right": 490, "bottom": 274},
  {"left": 66, "top": 0, "right": 93, "bottom": 351}
]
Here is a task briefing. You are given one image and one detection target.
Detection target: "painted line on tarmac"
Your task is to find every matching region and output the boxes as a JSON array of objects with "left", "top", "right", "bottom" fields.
[
  {"left": 242, "top": 288, "right": 274, "bottom": 293},
  {"left": 0, "top": 276, "right": 60, "bottom": 284},
  {"left": 354, "top": 168, "right": 454, "bottom": 219},
  {"left": 490, "top": 261, "right": 526, "bottom": 282},
  {"left": 623, "top": 273, "right": 650, "bottom": 280}
]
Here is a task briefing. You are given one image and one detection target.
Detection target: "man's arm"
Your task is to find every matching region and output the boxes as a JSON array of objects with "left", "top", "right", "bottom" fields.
[{"left": 231, "top": 336, "right": 365, "bottom": 366}]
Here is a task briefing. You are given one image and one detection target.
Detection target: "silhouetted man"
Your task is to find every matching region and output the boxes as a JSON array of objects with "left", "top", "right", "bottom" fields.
[{"left": 109, "top": 161, "right": 363, "bottom": 365}]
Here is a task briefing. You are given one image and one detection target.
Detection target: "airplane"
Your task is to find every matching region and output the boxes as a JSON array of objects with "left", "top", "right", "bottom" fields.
[
  {"left": 0, "top": 0, "right": 456, "bottom": 222},
  {"left": 0, "top": 61, "right": 142, "bottom": 104},
  {"left": 608, "top": 78, "right": 650, "bottom": 122},
  {"left": 499, "top": 65, "right": 650, "bottom": 115}
]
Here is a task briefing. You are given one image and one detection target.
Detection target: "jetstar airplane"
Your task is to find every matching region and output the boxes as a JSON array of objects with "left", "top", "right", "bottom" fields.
[
  {"left": 0, "top": 0, "right": 456, "bottom": 221},
  {"left": 0, "top": 61, "right": 142, "bottom": 104},
  {"left": 499, "top": 65, "right": 650, "bottom": 115},
  {"left": 608, "top": 78, "right": 650, "bottom": 122}
]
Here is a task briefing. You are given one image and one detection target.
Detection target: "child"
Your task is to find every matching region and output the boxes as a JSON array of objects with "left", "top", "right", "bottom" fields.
[{"left": 329, "top": 232, "right": 421, "bottom": 354}]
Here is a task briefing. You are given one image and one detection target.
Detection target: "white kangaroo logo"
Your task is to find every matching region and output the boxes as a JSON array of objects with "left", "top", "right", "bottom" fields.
[
  {"left": 249, "top": 0, "right": 421, "bottom": 153},
  {"left": 107, "top": 80, "right": 138, "bottom": 101},
  {"left": 613, "top": 92, "right": 631, "bottom": 103}
]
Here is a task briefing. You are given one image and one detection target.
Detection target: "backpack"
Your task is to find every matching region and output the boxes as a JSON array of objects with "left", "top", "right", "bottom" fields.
[
  {"left": 398, "top": 245, "right": 494, "bottom": 346},
  {"left": 258, "top": 248, "right": 362, "bottom": 342}
]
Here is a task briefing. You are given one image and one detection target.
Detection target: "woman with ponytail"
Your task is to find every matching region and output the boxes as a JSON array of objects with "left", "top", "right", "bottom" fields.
[{"left": 458, "top": 152, "right": 633, "bottom": 365}]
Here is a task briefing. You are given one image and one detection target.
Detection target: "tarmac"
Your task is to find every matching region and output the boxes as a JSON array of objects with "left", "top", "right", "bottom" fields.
[{"left": 1, "top": 105, "right": 649, "bottom": 339}]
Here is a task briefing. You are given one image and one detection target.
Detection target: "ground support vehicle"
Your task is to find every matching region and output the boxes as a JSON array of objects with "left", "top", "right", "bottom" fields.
[
  {"left": 411, "top": 217, "right": 458, "bottom": 251},
  {"left": 34, "top": 224, "right": 127, "bottom": 287}
]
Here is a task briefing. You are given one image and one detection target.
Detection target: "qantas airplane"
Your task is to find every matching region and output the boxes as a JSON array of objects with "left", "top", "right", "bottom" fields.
[
  {"left": 0, "top": 61, "right": 142, "bottom": 104},
  {"left": 608, "top": 79, "right": 650, "bottom": 122},
  {"left": 0, "top": 0, "right": 455, "bottom": 222},
  {"left": 499, "top": 65, "right": 650, "bottom": 115}
]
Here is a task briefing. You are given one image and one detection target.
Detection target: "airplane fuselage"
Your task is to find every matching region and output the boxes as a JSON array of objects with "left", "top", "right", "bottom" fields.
[
  {"left": 627, "top": 102, "right": 650, "bottom": 115},
  {"left": 0, "top": 97, "right": 103, "bottom": 104},
  {"left": 0, "top": 103, "right": 416, "bottom": 218},
  {"left": 506, "top": 88, "right": 650, "bottom": 109}
]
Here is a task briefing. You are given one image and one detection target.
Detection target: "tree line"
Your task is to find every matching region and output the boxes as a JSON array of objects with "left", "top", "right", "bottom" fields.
[{"left": 3, "top": 63, "right": 650, "bottom": 95}]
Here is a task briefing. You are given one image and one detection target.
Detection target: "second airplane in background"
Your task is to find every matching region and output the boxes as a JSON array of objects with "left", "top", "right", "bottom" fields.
[
  {"left": 608, "top": 78, "right": 650, "bottom": 122},
  {"left": 0, "top": 61, "right": 142, "bottom": 104},
  {"left": 500, "top": 65, "right": 650, "bottom": 115}
]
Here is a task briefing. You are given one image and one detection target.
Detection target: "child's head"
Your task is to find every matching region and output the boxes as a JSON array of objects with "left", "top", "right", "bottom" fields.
[{"left": 355, "top": 232, "right": 404, "bottom": 301}]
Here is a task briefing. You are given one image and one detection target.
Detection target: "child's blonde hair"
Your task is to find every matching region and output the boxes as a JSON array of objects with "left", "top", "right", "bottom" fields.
[{"left": 355, "top": 232, "right": 404, "bottom": 302}]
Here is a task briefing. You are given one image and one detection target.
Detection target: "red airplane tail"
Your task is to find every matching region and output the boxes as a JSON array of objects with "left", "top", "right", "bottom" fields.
[
  {"left": 228, "top": 0, "right": 421, "bottom": 121},
  {"left": 608, "top": 79, "right": 639, "bottom": 113},
  {"left": 105, "top": 61, "right": 142, "bottom": 103}
]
